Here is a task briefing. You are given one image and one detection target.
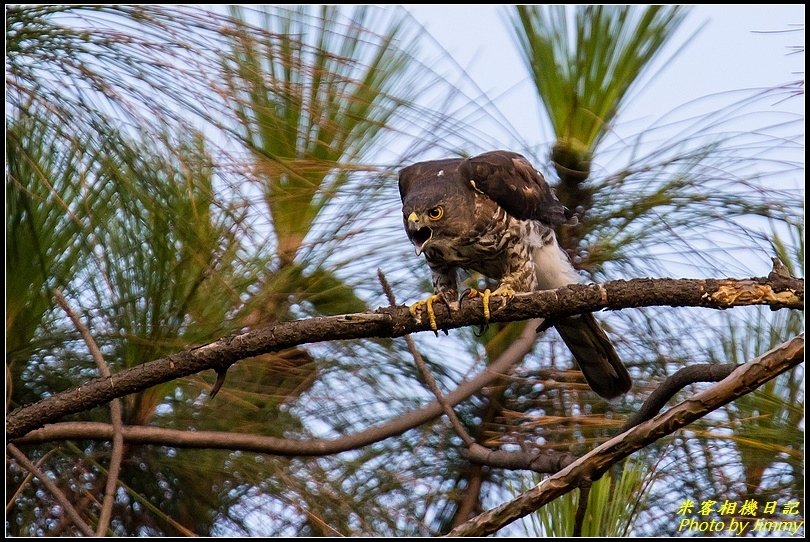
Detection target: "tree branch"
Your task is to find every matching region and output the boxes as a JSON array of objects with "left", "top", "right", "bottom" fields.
[
  {"left": 620, "top": 363, "right": 737, "bottom": 432},
  {"left": 5, "top": 449, "right": 55, "bottom": 513},
  {"left": 447, "top": 334, "right": 804, "bottom": 537},
  {"left": 54, "top": 289, "right": 123, "bottom": 537},
  {"left": 378, "top": 270, "right": 476, "bottom": 447},
  {"left": 7, "top": 444, "right": 96, "bottom": 537},
  {"left": 6, "top": 276, "right": 803, "bottom": 440},
  {"left": 461, "top": 445, "right": 576, "bottom": 473},
  {"left": 14, "top": 325, "right": 539, "bottom": 455},
  {"left": 573, "top": 482, "right": 591, "bottom": 537}
]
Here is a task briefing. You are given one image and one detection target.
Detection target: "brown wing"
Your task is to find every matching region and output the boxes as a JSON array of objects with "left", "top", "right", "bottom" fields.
[{"left": 460, "top": 150, "right": 569, "bottom": 225}]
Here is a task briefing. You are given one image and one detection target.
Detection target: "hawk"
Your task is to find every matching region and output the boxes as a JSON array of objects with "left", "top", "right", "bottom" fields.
[{"left": 398, "top": 150, "right": 631, "bottom": 399}]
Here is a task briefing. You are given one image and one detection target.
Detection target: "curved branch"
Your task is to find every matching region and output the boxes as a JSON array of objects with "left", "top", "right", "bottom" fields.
[
  {"left": 447, "top": 334, "right": 804, "bottom": 537},
  {"left": 6, "top": 276, "right": 803, "bottom": 440},
  {"left": 621, "top": 363, "right": 737, "bottom": 431},
  {"left": 14, "top": 322, "right": 540, "bottom": 456}
]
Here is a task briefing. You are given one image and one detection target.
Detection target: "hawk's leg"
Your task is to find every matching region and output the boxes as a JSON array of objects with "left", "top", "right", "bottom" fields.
[
  {"left": 465, "top": 285, "right": 516, "bottom": 327},
  {"left": 410, "top": 264, "right": 459, "bottom": 333},
  {"left": 409, "top": 294, "right": 443, "bottom": 332}
]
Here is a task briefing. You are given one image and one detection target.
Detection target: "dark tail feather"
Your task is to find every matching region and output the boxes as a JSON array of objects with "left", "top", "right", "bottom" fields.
[{"left": 553, "top": 313, "right": 631, "bottom": 399}]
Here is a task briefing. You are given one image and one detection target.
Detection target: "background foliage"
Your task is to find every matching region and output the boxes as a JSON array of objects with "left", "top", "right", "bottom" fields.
[{"left": 5, "top": 5, "right": 803, "bottom": 536}]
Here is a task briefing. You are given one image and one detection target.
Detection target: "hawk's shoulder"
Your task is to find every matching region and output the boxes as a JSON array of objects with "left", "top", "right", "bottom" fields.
[{"left": 460, "top": 150, "right": 569, "bottom": 225}]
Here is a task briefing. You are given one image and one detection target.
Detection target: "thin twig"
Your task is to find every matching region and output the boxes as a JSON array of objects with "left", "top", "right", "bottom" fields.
[
  {"left": 378, "top": 272, "right": 545, "bottom": 530},
  {"left": 620, "top": 363, "right": 737, "bottom": 432},
  {"left": 378, "top": 270, "right": 475, "bottom": 446},
  {"left": 53, "top": 289, "right": 124, "bottom": 536},
  {"left": 5, "top": 449, "right": 56, "bottom": 513},
  {"left": 572, "top": 482, "right": 591, "bottom": 537},
  {"left": 7, "top": 444, "right": 95, "bottom": 537}
]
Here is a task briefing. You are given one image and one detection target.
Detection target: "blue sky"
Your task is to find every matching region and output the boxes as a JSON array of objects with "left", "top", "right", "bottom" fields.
[
  {"left": 406, "top": 5, "right": 805, "bottom": 146},
  {"left": 393, "top": 5, "right": 804, "bottom": 281}
]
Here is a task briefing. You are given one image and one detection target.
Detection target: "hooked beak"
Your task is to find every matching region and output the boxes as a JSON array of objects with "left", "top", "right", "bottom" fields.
[{"left": 407, "top": 212, "right": 432, "bottom": 256}]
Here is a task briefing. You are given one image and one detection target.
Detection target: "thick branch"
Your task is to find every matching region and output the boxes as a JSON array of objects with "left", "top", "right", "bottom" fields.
[
  {"left": 448, "top": 335, "right": 804, "bottom": 537},
  {"left": 6, "top": 276, "right": 803, "bottom": 440}
]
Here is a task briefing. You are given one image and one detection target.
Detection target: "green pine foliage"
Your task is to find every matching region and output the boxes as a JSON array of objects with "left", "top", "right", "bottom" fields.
[{"left": 6, "top": 5, "right": 802, "bottom": 536}]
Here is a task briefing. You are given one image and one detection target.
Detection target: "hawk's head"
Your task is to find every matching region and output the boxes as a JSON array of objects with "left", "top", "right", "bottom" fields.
[{"left": 398, "top": 158, "right": 476, "bottom": 257}]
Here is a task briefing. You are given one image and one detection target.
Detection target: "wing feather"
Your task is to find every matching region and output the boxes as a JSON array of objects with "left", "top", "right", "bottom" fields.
[{"left": 460, "top": 150, "right": 569, "bottom": 225}]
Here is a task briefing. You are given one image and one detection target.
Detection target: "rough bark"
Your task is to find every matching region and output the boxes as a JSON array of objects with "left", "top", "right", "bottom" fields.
[
  {"left": 6, "top": 276, "right": 803, "bottom": 440},
  {"left": 14, "top": 323, "right": 540, "bottom": 454}
]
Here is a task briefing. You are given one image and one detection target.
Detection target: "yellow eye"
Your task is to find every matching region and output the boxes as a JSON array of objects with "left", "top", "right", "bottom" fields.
[{"left": 427, "top": 206, "right": 444, "bottom": 220}]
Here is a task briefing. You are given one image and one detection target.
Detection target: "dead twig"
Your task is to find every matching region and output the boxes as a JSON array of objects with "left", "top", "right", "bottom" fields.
[
  {"left": 53, "top": 289, "right": 124, "bottom": 536},
  {"left": 7, "top": 444, "right": 95, "bottom": 537}
]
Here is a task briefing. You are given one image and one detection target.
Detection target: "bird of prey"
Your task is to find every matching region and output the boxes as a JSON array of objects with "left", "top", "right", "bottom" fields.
[{"left": 398, "top": 150, "right": 631, "bottom": 399}]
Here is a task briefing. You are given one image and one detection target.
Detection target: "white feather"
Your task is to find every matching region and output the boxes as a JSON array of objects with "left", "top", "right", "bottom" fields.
[{"left": 532, "top": 237, "right": 580, "bottom": 290}]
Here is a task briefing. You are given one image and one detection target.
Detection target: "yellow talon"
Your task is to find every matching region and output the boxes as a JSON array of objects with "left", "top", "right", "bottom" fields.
[
  {"left": 492, "top": 285, "right": 516, "bottom": 300},
  {"left": 409, "top": 294, "right": 442, "bottom": 331},
  {"left": 482, "top": 288, "right": 491, "bottom": 321},
  {"left": 473, "top": 285, "right": 515, "bottom": 324}
]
